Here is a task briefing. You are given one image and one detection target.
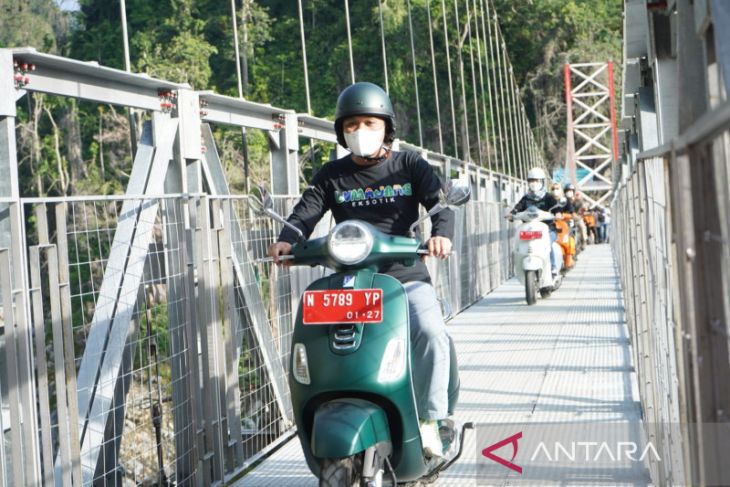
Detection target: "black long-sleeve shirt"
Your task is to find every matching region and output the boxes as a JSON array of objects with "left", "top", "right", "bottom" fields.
[
  {"left": 511, "top": 193, "right": 574, "bottom": 231},
  {"left": 278, "top": 150, "right": 455, "bottom": 284}
]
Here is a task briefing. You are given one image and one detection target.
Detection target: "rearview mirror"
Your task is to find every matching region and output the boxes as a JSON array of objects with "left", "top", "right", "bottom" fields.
[
  {"left": 442, "top": 178, "right": 471, "bottom": 208},
  {"left": 249, "top": 184, "right": 305, "bottom": 242},
  {"left": 249, "top": 184, "right": 274, "bottom": 216},
  {"left": 409, "top": 178, "right": 471, "bottom": 237}
]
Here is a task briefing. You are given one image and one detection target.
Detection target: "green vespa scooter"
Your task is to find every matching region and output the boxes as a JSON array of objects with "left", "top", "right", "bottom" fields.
[{"left": 250, "top": 180, "right": 473, "bottom": 486}]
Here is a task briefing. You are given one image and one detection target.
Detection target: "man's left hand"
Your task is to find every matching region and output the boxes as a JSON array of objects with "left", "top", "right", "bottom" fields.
[{"left": 424, "top": 236, "right": 453, "bottom": 260}]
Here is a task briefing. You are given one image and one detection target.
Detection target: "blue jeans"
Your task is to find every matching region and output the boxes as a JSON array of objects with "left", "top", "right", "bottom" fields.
[
  {"left": 598, "top": 223, "right": 607, "bottom": 242},
  {"left": 549, "top": 230, "right": 559, "bottom": 275},
  {"left": 404, "top": 281, "right": 450, "bottom": 420}
]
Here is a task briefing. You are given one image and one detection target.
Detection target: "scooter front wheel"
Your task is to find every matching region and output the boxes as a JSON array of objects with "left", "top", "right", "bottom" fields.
[
  {"left": 525, "top": 270, "right": 538, "bottom": 305},
  {"left": 319, "top": 455, "right": 363, "bottom": 487}
]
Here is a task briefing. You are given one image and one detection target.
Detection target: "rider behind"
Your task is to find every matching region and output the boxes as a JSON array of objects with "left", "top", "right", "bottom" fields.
[
  {"left": 564, "top": 183, "right": 587, "bottom": 251},
  {"left": 508, "top": 168, "right": 574, "bottom": 278},
  {"left": 267, "top": 82, "right": 455, "bottom": 458}
]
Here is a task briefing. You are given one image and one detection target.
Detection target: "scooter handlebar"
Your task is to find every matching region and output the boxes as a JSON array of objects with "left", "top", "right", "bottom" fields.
[
  {"left": 259, "top": 254, "right": 295, "bottom": 263},
  {"left": 513, "top": 208, "right": 555, "bottom": 222},
  {"left": 417, "top": 249, "right": 456, "bottom": 257}
]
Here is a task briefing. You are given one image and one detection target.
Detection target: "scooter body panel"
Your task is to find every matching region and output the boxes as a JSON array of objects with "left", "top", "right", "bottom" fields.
[
  {"left": 290, "top": 269, "right": 429, "bottom": 481},
  {"left": 513, "top": 220, "right": 554, "bottom": 288}
]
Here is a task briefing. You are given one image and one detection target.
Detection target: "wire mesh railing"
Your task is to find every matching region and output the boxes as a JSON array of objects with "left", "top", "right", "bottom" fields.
[
  {"left": 611, "top": 106, "right": 730, "bottom": 485},
  {"left": 0, "top": 188, "right": 519, "bottom": 485}
]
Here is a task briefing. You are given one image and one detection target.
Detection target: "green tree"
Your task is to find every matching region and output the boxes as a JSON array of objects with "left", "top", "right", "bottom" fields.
[{"left": 493, "top": 0, "right": 623, "bottom": 168}]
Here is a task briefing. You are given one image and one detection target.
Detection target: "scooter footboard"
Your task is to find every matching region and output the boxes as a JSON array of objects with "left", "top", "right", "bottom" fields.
[{"left": 310, "top": 398, "right": 391, "bottom": 458}]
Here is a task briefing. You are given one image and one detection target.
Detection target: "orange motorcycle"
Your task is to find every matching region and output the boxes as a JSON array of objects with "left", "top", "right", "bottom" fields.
[{"left": 555, "top": 213, "right": 576, "bottom": 271}]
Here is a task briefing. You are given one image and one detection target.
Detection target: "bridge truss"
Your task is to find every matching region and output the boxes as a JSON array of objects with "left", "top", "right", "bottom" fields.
[{"left": 564, "top": 61, "right": 619, "bottom": 208}]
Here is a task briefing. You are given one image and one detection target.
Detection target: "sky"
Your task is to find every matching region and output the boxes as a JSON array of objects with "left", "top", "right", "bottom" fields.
[{"left": 55, "top": 0, "right": 80, "bottom": 11}]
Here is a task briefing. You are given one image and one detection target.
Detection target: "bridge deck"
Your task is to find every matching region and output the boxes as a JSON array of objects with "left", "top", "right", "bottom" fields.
[{"left": 237, "top": 244, "right": 647, "bottom": 486}]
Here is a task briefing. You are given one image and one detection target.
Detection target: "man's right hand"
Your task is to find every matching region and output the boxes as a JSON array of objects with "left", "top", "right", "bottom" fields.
[{"left": 268, "top": 241, "right": 293, "bottom": 265}]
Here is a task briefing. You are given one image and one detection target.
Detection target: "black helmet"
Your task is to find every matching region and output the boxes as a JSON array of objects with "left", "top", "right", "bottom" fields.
[
  {"left": 334, "top": 82, "right": 396, "bottom": 148},
  {"left": 564, "top": 183, "right": 576, "bottom": 192}
]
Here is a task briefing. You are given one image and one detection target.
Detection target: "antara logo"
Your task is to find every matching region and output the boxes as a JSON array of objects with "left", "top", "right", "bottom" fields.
[
  {"left": 481, "top": 432, "right": 523, "bottom": 474},
  {"left": 530, "top": 441, "right": 661, "bottom": 462},
  {"left": 481, "top": 431, "right": 661, "bottom": 475}
]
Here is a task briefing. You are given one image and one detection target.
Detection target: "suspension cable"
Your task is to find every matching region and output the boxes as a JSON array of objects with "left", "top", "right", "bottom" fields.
[
  {"left": 472, "top": 0, "right": 492, "bottom": 171},
  {"left": 514, "top": 91, "right": 526, "bottom": 180},
  {"left": 344, "top": 0, "right": 355, "bottom": 83},
  {"left": 464, "top": 0, "right": 483, "bottom": 165},
  {"left": 494, "top": 11, "right": 513, "bottom": 176},
  {"left": 441, "top": 0, "right": 459, "bottom": 159},
  {"left": 407, "top": 0, "right": 424, "bottom": 147},
  {"left": 480, "top": 0, "right": 499, "bottom": 174},
  {"left": 501, "top": 39, "right": 516, "bottom": 177},
  {"left": 426, "top": 0, "right": 444, "bottom": 154},
  {"left": 484, "top": 0, "right": 506, "bottom": 174},
  {"left": 505, "top": 64, "right": 519, "bottom": 178},
  {"left": 297, "top": 0, "right": 312, "bottom": 113},
  {"left": 377, "top": 0, "right": 389, "bottom": 93},
  {"left": 454, "top": 0, "right": 471, "bottom": 161},
  {"left": 231, "top": 0, "right": 244, "bottom": 98},
  {"left": 519, "top": 96, "right": 529, "bottom": 181},
  {"left": 492, "top": 19, "right": 510, "bottom": 176},
  {"left": 505, "top": 30, "right": 532, "bottom": 180},
  {"left": 500, "top": 21, "right": 520, "bottom": 178},
  {"left": 512, "top": 81, "right": 527, "bottom": 181}
]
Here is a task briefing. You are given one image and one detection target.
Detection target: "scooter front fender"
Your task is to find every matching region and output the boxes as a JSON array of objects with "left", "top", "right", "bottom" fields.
[
  {"left": 522, "top": 255, "right": 543, "bottom": 271},
  {"left": 311, "top": 398, "right": 391, "bottom": 459}
]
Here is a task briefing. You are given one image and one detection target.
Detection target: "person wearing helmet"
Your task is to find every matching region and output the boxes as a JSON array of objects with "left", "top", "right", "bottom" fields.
[
  {"left": 267, "top": 82, "right": 455, "bottom": 458},
  {"left": 564, "top": 183, "right": 587, "bottom": 250},
  {"left": 507, "top": 168, "right": 573, "bottom": 278},
  {"left": 549, "top": 182, "right": 564, "bottom": 202}
]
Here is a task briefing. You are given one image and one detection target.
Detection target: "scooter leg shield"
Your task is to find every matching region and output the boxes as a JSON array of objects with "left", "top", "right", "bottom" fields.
[
  {"left": 447, "top": 335, "right": 460, "bottom": 416},
  {"left": 311, "top": 398, "right": 391, "bottom": 459}
]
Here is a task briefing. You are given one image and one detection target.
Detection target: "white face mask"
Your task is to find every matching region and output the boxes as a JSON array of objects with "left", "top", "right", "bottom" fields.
[
  {"left": 528, "top": 181, "right": 543, "bottom": 193},
  {"left": 552, "top": 190, "right": 561, "bottom": 198},
  {"left": 344, "top": 128, "right": 385, "bottom": 157},
  {"left": 565, "top": 190, "right": 574, "bottom": 198}
]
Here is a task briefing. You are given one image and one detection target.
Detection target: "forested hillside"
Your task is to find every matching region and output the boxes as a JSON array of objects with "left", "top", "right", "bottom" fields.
[{"left": 1, "top": 0, "right": 622, "bottom": 196}]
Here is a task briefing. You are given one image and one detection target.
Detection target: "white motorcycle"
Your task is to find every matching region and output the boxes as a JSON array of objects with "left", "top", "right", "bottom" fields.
[{"left": 510, "top": 205, "right": 564, "bottom": 305}]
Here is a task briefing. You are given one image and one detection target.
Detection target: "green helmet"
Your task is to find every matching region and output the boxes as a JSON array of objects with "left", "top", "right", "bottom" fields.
[{"left": 334, "top": 82, "right": 396, "bottom": 148}]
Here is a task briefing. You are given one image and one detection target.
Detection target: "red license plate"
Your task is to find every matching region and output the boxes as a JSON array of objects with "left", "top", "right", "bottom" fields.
[
  {"left": 519, "top": 230, "right": 543, "bottom": 240},
  {"left": 302, "top": 289, "right": 383, "bottom": 325}
]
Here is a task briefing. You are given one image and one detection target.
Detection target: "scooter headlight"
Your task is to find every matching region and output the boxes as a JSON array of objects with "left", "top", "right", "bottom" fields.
[
  {"left": 327, "top": 221, "right": 374, "bottom": 265},
  {"left": 378, "top": 338, "right": 406, "bottom": 383},
  {"left": 292, "top": 343, "right": 311, "bottom": 385}
]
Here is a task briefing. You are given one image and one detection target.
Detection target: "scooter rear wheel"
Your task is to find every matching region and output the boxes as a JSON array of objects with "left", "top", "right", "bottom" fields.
[
  {"left": 319, "top": 455, "right": 363, "bottom": 487},
  {"left": 525, "top": 270, "right": 538, "bottom": 305}
]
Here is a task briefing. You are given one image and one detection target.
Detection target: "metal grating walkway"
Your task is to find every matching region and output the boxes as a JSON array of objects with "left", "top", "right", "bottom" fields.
[{"left": 237, "top": 244, "right": 646, "bottom": 486}]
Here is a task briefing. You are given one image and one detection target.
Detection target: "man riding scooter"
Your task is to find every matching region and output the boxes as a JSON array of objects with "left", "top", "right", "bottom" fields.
[
  {"left": 507, "top": 168, "right": 573, "bottom": 280},
  {"left": 268, "top": 82, "right": 460, "bottom": 466},
  {"left": 564, "top": 183, "right": 586, "bottom": 254},
  {"left": 549, "top": 183, "right": 577, "bottom": 271}
]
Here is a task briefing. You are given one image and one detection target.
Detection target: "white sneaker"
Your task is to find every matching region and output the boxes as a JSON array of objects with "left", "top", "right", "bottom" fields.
[
  {"left": 419, "top": 420, "right": 444, "bottom": 458},
  {"left": 438, "top": 418, "right": 460, "bottom": 458}
]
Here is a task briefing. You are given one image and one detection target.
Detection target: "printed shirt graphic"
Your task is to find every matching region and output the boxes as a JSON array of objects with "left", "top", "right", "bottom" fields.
[
  {"left": 278, "top": 151, "right": 454, "bottom": 284},
  {"left": 334, "top": 182, "right": 413, "bottom": 206}
]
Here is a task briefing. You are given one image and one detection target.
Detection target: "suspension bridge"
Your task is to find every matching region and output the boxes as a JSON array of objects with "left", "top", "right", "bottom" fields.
[{"left": 0, "top": 0, "right": 729, "bottom": 486}]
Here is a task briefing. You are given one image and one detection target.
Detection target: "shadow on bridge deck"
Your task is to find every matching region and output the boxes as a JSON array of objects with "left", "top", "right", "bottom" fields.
[{"left": 237, "top": 244, "right": 649, "bottom": 486}]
